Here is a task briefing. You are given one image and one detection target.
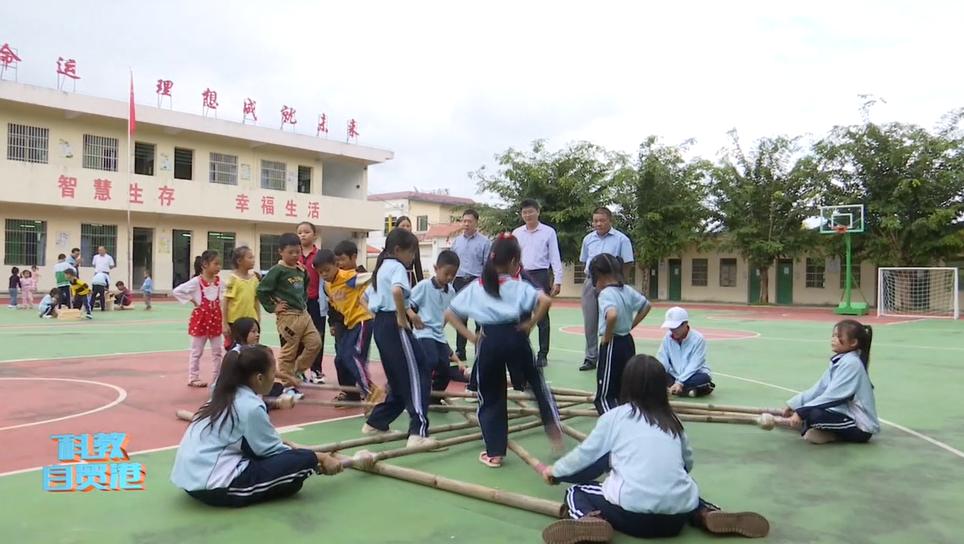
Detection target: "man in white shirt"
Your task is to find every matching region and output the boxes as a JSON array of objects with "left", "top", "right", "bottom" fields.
[
  {"left": 578, "top": 207, "right": 635, "bottom": 372},
  {"left": 91, "top": 246, "right": 116, "bottom": 282},
  {"left": 512, "top": 199, "right": 563, "bottom": 368}
]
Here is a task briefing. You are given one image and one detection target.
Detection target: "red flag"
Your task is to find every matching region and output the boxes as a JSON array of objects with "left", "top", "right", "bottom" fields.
[{"left": 128, "top": 72, "right": 136, "bottom": 138}]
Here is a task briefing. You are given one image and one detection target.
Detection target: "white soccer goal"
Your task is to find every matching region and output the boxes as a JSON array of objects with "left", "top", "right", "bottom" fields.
[{"left": 877, "top": 267, "right": 960, "bottom": 319}]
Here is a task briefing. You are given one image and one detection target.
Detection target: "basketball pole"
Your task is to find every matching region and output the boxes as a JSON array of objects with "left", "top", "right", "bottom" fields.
[{"left": 835, "top": 227, "right": 868, "bottom": 316}]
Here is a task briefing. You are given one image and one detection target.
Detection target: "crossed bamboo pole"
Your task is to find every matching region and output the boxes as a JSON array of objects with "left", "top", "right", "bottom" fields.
[{"left": 175, "top": 382, "right": 791, "bottom": 518}]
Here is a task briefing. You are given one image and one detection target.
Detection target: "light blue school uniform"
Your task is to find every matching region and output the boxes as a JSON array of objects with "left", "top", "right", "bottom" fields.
[
  {"left": 787, "top": 351, "right": 880, "bottom": 434},
  {"left": 367, "top": 259, "right": 411, "bottom": 313},
  {"left": 449, "top": 275, "right": 540, "bottom": 325},
  {"left": 552, "top": 403, "right": 700, "bottom": 514},
  {"left": 657, "top": 329, "right": 711, "bottom": 385},
  {"left": 597, "top": 285, "right": 650, "bottom": 337},
  {"left": 38, "top": 295, "right": 55, "bottom": 317},
  {"left": 142, "top": 277, "right": 154, "bottom": 294},
  {"left": 91, "top": 271, "right": 109, "bottom": 287},
  {"left": 410, "top": 278, "right": 455, "bottom": 343},
  {"left": 171, "top": 386, "right": 289, "bottom": 492}
]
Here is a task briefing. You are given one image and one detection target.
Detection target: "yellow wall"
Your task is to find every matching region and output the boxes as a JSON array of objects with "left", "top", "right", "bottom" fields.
[{"left": 407, "top": 201, "right": 462, "bottom": 231}]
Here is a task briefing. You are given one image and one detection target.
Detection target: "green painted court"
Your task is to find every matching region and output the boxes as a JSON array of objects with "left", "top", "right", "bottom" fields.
[{"left": 1, "top": 302, "right": 962, "bottom": 543}]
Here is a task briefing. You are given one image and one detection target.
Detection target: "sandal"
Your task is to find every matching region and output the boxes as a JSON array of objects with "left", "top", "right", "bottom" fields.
[
  {"left": 479, "top": 451, "right": 504, "bottom": 468},
  {"left": 187, "top": 379, "right": 208, "bottom": 388}
]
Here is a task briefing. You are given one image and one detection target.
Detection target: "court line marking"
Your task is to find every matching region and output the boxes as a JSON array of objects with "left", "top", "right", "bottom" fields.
[
  {"left": 712, "top": 371, "right": 964, "bottom": 460},
  {"left": 0, "top": 378, "right": 128, "bottom": 432},
  {"left": 0, "top": 413, "right": 364, "bottom": 478}
]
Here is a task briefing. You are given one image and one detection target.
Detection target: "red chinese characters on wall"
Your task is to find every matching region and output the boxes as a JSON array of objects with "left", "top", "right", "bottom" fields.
[
  {"left": 281, "top": 105, "right": 297, "bottom": 127},
  {"left": 129, "top": 182, "right": 144, "bottom": 204},
  {"left": 285, "top": 199, "right": 297, "bottom": 217},
  {"left": 0, "top": 43, "right": 21, "bottom": 68},
  {"left": 261, "top": 196, "right": 275, "bottom": 215},
  {"left": 58, "top": 175, "right": 78, "bottom": 198},
  {"left": 158, "top": 185, "right": 175, "bottom": 207},
  {"left": 202, "top": 88, "right": 218, "bottom": 110},
  {"left": 56, "top": 57, "right": 80, "bottom": 80},
  {"left": 316, "top": 114, "right": 328, "bottom": 137},
  {"left": 347, "top": 118, "right": 359, "bottom": 141},
  {"left": 307, "top": 201, "right": 320, "bottom": 220},
  {"left": 243, "top": 99, "right": 257, "bottom": 122},
  {"left": 156, "top": 79, "right": 173, "bottom": 96},
  {"left": 93, "top": 179, "right": 112, "bottom": 201},
  {"left": 236, "top": 194, "right": 250, "bottom": 213}
]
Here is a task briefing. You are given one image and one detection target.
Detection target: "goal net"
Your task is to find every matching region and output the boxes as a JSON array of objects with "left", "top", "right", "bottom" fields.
[{"left": 877, "top": 267, "right": 960, "bottom": 319}]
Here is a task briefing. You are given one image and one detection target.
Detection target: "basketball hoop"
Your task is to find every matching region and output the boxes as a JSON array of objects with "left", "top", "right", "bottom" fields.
[{"left": 833, "top": 225, "right": 848, "bottom": 235}]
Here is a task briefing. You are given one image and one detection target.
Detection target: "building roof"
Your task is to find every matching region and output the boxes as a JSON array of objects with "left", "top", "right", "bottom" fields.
[
  {"left": 369, "top": 191, "right": 475, "bottom": 207},
  {"left": 418, "top": 222, "right": 464, "bottom": 241},
  {"left": 0, "top": 81, "right": 393, "bottom": 165}
]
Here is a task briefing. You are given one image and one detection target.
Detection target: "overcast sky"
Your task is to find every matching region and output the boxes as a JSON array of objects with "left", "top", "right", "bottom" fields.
[{"left": 4, "top": 1, "right": 961, "bottom": 202}]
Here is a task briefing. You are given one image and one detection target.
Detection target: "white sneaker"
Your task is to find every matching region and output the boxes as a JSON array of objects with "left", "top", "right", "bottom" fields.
[
  {"left": 361, "top": 423, "right": 387, "bottom": 435},
  {"left": 42, "top": 315, "right": 52, "bottom": 319},
  {"left": 282, "top": 387, "right": 304, "bottom": 401},
  {"left": 406, "top": 435, "right": 440, "bottom": 449},
  {"left": 306, "top": 370, "right": 325, "bottom": 384}
]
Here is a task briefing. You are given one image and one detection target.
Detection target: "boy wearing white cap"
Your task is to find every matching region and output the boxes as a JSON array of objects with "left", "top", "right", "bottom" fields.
[{"left": 657, "top": 307, "right": 715, "bottom": 397}]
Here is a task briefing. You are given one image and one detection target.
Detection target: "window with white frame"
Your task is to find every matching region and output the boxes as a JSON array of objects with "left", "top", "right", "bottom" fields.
[
  {"left": 261, "top": 160, "right": 286, "bottom": 191},
  {"left": 210, "top": 152, "right": 238, "bottom": 185},
  {"left": 7, "top": 123, "right": 49, "bottom": 164},
  {"left": 83, "top": 134, "right": 118, "bottom": 172}
]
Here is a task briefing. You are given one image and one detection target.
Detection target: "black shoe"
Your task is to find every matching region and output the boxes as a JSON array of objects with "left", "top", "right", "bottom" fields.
[
  {"left": 579, "top": 360, "right": 596, "bottom": 372},
  {"left": 268, "top": 382, "right": 285, "bottom": 397},
  {"left": 536, "top": 355, "right": 548, "bottom": 368}
]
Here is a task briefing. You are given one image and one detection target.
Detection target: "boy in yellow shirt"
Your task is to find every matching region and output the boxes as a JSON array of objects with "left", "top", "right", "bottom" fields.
[
  {"left": 64, "top": 269, "right": 92, "bottom": 319},
  {"left": 313, "top": 247, "right": 384, "bottom": 405}
]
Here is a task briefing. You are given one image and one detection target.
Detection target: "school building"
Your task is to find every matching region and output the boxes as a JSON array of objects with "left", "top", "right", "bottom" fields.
[
  {"left": 0, "top": 81, "right": 391, "bottom": 293},
  {"left": 366, "top": 190, "right": 475, "bottom": 271}
]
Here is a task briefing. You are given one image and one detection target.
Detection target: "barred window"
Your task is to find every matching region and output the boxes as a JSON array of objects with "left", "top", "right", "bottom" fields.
[
  {"left": 134, "top": 142, "right": 155, "bottom": 176},
  {"left": 7, "top": 123, "right": 49, "bottom": 164},
  {"left": 4, "top": 219, "right": 47, "bottom": 266},
  {"left": 384, "top": 215, "right": 396, "bottom": 235},
  {"left": 174, "top": 147, "right": 193, "bottom": 180},
  {"left": 719, "top": 258, "right": 737, "bottom": 287},
  {"left": 261, "top": 160, "right": 286, "bottom": 191},
  {"left": 83, "top": 134, "right": 119, "bottom": 172},
  {"left": 806, "top": 258, "right": 825, "bottom": 288},
  {"left": 259, "top": 234, "right": 281, "bottom": 271},
  {"left": 574, "top": 263, "right": 587, "bottom": 285},
  {"left": 80, "top": 224, "right": 117, "bottom": 263},
  {"left": 297, "top": 165, "right": 312, "bottom": 194},
  {"left": 208, "top": 232, "right": 236, "bottom": 265},
  {"left": 417, "top": 215, "right": 429, "bottom": 232},
  {"left": 210, "top": 152, "right": 238, "bottom": 185},
  {"left": 691, "top": 258, "right": 708, "bottom": 287}
]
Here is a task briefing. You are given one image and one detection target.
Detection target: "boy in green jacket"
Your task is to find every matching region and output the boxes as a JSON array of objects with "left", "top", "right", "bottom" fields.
[{"left": 257, "top": 233, "right": 321, "bottom": 400}]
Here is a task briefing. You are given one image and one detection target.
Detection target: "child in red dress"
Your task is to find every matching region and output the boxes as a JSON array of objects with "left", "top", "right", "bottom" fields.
[{"left": 173, "top": 250, "right": 225, "bottom": 387}]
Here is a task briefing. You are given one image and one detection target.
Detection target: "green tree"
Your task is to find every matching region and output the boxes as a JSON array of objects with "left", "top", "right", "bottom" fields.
[
  {"left": 812, "top": 111, "right": 964, "bottom": 266},
  {"left": 711, "top": 132, "right": 824, "bottom": 304},
  {"left": 614, "top": 136, "right": 711, "bottom": 295},
  {"left": 470, "top": 140, "right": 620, "bottom": 262}
]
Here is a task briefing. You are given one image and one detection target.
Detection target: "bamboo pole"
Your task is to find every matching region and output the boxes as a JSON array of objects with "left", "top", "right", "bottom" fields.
[
  {"left": 549, "top": 386, "right": 595, "bottom": 397},
  {"left": 507, "top": 439, "right": 545, "bottom": 474},
  {"left": 176, "top": 409, "right": 194, "bottom": 422},
  {"left": 559, "top": 424, "right": 587, "bottom": 442},
  {"left": 334, "top": 454, "right": 565, "bottom": 518},
  {"left": 299, "top": 382, "right": 591, "bottom": 404},
  {"left": 670, "top": 401, "right": 784, "bottom": 416}
]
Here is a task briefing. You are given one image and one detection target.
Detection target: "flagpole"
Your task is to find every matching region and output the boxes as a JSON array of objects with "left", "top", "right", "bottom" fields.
[{"left": 127, "top": 68, "right": 134, "bottom": 290}]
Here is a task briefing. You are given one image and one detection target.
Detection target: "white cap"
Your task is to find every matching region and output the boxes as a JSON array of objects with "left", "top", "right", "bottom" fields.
[{"left": 660, "top": 306, "right": 689, "bottom": 329}]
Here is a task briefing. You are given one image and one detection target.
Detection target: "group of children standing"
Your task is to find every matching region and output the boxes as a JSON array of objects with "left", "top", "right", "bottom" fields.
[
  {"left": 7, "top": 265, "right": 39, "bottom": 309},
  {"left": 172, "top": 224, "right": 881, "bottom": 543}
]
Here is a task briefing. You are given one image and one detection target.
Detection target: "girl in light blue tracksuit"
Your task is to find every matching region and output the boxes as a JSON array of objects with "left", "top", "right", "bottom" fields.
[
  {"left": 171, "top": 345, "right": 342, "bottom": 507},
  {"left": 784, "top": 319, "right": 879, "bottom": 444}
]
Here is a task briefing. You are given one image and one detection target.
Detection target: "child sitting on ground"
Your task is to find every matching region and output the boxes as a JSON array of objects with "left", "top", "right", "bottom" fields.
[
  {"left": 657, "top": 307, "right": 715, "bottom": 397},
  {"left": 540, "top": 355, "right": 769, "bottom": 542},
  {"left": 38, "top": 289, "right": 59, "bottom": 319},
  {"left": 783, "top": 319, "right": 879, "bottom": 444},
  {"left": 171, "top": 345, "right": 342, "bottom": 507},
  {"left": 114, "top": 281, "right": 134, "bottom": 309}
]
